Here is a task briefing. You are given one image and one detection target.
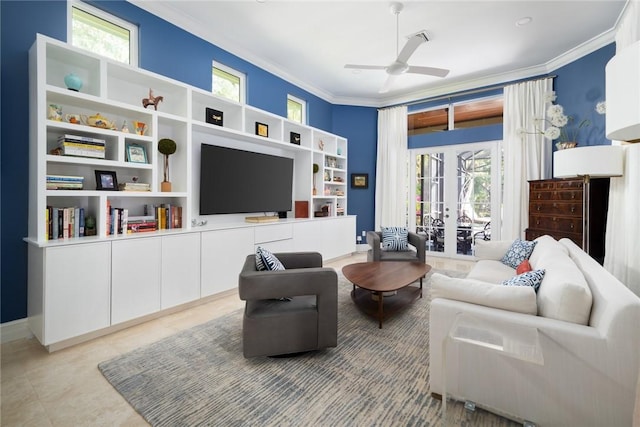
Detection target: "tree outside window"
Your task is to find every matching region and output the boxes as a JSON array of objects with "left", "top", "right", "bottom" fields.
[{"left": 212, "top": 63, "right": 245, "bottom": 103}]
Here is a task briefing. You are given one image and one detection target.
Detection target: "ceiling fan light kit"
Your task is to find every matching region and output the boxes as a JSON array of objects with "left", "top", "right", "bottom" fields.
[{"left": 344, "top": 1, "right": 450, "bottom": 93}]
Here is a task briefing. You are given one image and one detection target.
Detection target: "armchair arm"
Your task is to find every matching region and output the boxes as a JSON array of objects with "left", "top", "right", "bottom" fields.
[
  {"left": 366, "top": 231, "right": 382, "bottom": 261},
  {"left": 408, "top": 232, "right": 426, "bottom": 263},
  {"left": 238, "top": 255, "right": 337, "bottom": 301}
]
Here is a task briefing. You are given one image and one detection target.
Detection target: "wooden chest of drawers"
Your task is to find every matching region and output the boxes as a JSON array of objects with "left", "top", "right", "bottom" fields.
[{"left": 525, "top": 178, "right": 610, "bottom": 264}]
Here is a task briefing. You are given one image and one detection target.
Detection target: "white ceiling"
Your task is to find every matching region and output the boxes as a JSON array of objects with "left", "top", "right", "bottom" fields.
[{"left": 129, "top": 0, "right": 626, "bottom": 107}]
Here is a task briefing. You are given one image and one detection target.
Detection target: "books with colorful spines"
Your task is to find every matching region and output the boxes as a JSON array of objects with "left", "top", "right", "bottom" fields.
[
  {"left": 106, "top": 200, "right": 111, "bottom": 235},
  {"left": 46, "top": 207, "right": 51, "bottom": 240},
  {"left": 52, "top": 207, "right": 59, "bottom": 240},
  {"left": 59, "top": 144, "right": 105, "bottom": 159},
  {"left": 62, "top": 208, "right": 70, "bottom": 238},
  {"left": 79, "top": 208, "right": 85, "bottom": 237},
  {"left": 46, "top": 175, "right": 84, "bottom": 182},
  {"left": 127, "top": 221, "right": 157, "bottom": 233}
]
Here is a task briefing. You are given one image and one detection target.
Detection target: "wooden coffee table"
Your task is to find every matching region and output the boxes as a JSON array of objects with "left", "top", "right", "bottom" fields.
[{"left": 342, "top": 261, "right": 432, "bottom": 328}]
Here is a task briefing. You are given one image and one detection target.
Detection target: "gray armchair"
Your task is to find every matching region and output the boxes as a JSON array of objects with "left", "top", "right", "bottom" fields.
[
  {"left": 366, "top": 230, "right": 426, "bottom": 263},
  {"left": 238, "top": 251, "right": 338, "bottom": 358}
]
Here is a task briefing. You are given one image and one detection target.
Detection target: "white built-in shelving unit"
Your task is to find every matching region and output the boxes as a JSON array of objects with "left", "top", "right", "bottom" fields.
[{"left": 26, "top": 34, "right": 355, "bottom": 350}]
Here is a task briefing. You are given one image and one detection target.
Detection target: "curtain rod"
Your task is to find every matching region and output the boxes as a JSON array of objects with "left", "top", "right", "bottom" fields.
[{"left": 403, "top": 74, "right": 557, "bottom": 107}]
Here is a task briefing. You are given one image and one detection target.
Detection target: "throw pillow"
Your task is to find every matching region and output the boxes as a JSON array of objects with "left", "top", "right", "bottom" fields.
[
  {"left": 501, "top": 239, "right": 537, "bottom": 269},
  {"left": 502, "top": 269, "right": 546, "bottom": 292},
  {"left": 255, "top": 246, "right": 285, "bottom": 271},
  {"left": 516, "top": 259, "right": 533, "bottom": 275},
  {"left": 381, "top": 226, "right": 409, "bottom": 251}
]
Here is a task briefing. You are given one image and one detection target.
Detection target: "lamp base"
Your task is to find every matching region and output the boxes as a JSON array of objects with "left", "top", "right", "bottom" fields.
[{"left": 161, "top": 181, "right": 172, "bottom": 192}]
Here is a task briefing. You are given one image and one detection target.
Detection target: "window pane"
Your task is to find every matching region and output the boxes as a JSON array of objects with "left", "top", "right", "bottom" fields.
[
  {"left": 408, "top": 108, "right": 449, "bottom": 136},
  {"left": 454, "top": 98, "right": 503, "bottom": 129},
  {"left": 212, "top": 67, "right": 240, "bottom": 102},
  {"left": 72, "top": 6, "right": 131, "bottom": 64},
  {"left": 288, "top": 98, "right": 302, "bottom": 123}
]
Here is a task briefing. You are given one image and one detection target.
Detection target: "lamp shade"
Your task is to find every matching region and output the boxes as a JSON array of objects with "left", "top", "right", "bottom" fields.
[{"left": 553, "top": 145, "right": 624, "bottom": 178}]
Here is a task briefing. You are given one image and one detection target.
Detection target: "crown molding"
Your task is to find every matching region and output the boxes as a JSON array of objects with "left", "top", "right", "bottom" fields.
[{"left": 128, "top": 0, "right": 619, "bottom": 109}]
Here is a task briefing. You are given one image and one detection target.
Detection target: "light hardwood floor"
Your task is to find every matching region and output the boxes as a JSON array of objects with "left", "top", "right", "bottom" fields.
[{"left": 0, "top": 252, "right": 473, "bottom": 426}]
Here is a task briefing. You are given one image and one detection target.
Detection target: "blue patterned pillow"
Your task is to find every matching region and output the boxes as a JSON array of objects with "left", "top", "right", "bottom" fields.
[
  {"left": 501, "top": 239, "right": 537, "bottom": 269},
  {"left": 256, "top": 246, "right": 285, "bottom": 271},
  {"left": 381, "top": 227, "right": 409, "bottom": 251},
  {"left": 502, "top": 269, "right": 546, "bottom": 292}
]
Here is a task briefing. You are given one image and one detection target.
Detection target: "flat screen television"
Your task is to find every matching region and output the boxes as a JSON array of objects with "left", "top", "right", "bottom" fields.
[{"left": 199, "top": 144, "right": 294, "bottom": 215}]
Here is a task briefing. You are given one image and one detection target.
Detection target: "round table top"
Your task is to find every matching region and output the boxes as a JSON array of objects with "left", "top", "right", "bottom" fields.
[{"left": 342, "top": 261, "right": 432, "bottom": 293}]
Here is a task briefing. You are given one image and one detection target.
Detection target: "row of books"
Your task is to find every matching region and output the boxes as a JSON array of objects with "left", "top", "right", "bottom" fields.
[
  {"left": 118, "top": 182, "right": 151, "bottom": 192},
  {"left": 46, "top": 174, "right": 84, "bottom": 190},
  {"left": 46, "top": 206, "right": 85, "bottom": 239},
  {"left": 106, "top": 202, "right": 183, "bottom": 235},
  {"left": 58, "top": 134, "right": 106, "bottom": 159}
]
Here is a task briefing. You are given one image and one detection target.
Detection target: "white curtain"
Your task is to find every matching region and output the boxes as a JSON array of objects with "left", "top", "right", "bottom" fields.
[
  {"left": 501, "top": 78, "right": 553, "bottom": 240},
  {"left": 605, "top": 2, "right": 640, "bottom": 297},
  {"left": 375, "top": 105, "right": 408, "bottom": 230}
]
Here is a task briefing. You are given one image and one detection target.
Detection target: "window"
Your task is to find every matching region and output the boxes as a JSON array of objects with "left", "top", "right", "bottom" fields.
[
  {"left": 212, "top": 63, "right": 245, "bottom": 103},
  {"left": 69, "top": 1, "right": 138, "bottom": 66},
  {"left": 287, "top": 95, "right": 306, "bottom": 124},
  {"left": 408, "top": 96, "right": 503, "bottom": 136}
]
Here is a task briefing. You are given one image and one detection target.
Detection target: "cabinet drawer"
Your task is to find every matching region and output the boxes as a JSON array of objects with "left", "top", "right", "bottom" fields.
[
  {"left": 254, "top": 223, "right": 293, "bottom": 244},
  {"left": 556, "top": 180, "right": 584, "bottom": 190},
  {"left": 530, "top": 181, "right": 555, "bottom": 191},
  {"left": 530, "top": 215, "right": 582, "bottom": 233},
  {"left": 530, "top": 202, "right": 582, "bottom": 216},
  {"left": 530, "top": 190, "right": 583, "bottom": 201},
  {"left": 526, "top": 229, "right": 581, "bottom": 246}
]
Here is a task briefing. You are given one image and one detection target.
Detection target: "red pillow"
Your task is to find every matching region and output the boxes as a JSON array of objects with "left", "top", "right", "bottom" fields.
[{"left": 516, "top": 259, "right": 532, "bottom": 275}]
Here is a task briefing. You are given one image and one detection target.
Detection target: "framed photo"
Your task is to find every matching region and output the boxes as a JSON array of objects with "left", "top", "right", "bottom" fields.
[
  {"left": 205, "top": 107, "right": 223, "bottom": 126},
  {"left": 290, "top": 131, "right": 301, "bottom": 145},
  {"left": 351, "top": 173, "right": 368, "bottom": 189},
  {"left": 95, "top": 170, "right": 118, "bottom": 191},
  {"left": 255, "top": 122, "right": 269, "bottom": 138},
  {"left": 126, "top": 144, "right": 147, "bottom": 164}
]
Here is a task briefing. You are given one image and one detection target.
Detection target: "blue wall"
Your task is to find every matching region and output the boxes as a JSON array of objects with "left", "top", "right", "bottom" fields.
[{"left": 0, "top": 0, "right": 615, "bottom": 324}]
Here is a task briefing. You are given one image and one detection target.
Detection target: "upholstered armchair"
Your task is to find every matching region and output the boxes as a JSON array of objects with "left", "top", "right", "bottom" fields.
[
  {"left": 238, "top": 251, "right": 338, "bottom": 358},
  {"left": 366, "top": 230, "right": 426, "bottom": 263}
]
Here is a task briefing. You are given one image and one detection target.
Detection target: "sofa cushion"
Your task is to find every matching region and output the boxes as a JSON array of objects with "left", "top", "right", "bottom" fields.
[
  {"left": 381, "top": 227, "right": 409, "bottom": 251},
  {"left": 534, "top": 250, "right": 592, "bottom": 325},
  {"left": 256, "top": 246, "right": 285, "bottom": 271},
  {"left": 431, "top": 273, "right": 537, "bottom": 315},
  {"left": 516, "top": 259, "right": 533, "bottom": 275},
  {"left": 529, "top": 234, "right": 568, "bottom": 267},
  {"left": 474, "top": 239, "right": 513, "bottom": 260},
  {"left": 502, "top": 269, "right": 545, "bottom": 292},
  {"left": 501, "top": 239, "right": 537, "bottom": 268},
  {"left": 466, "top": 259, "right": 515, "bottom": 284}
]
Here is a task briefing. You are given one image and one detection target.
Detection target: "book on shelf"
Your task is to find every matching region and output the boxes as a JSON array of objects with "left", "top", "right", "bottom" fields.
[
  {"left": 46, "top": 174, "right": 84, "bottom": 190},
  {"left": 56, "top": 135, "right": 106, "bottom": 159},
  {"left": 118, "top": 182, "right": 151, "bottom": 192},
  {"left": 57, "top": 134, "right": 106, "bottom": 144},
  {"left": 45, "top": 206, "right": 85, "bottom": 239}
]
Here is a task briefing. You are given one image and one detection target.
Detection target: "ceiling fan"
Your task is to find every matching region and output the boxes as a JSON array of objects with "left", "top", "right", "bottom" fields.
[{"left": 344, "top": 2, "right": 450, "bottom": 93}]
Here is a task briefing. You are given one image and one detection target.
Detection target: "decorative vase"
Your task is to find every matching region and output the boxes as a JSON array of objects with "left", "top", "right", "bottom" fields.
[
  {"left": 64, "top": 73, "right": 83, "bottom": 92},
  {"left": 161, "top": 181, "right": 172, "bottom": 192}
]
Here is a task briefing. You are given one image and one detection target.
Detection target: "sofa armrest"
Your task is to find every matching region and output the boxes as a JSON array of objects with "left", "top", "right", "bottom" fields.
[
  {"left": 408, "top": 232, "right": 426, "bottom": 262},
  {"left": 366, "top": 231, "right": 382, "bottom": 261},
  {"left": 474, "top": 239, "right": 513, "bottom": 260}
]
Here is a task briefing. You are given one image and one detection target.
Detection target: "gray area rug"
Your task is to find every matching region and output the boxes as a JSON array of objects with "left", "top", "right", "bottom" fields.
[{"left": 99, "top": 270, "right": 517, "bottom": 426}]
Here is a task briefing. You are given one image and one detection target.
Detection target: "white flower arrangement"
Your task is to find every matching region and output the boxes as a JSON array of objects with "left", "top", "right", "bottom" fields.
[{"left": 517, "top": 91, "right": 591, "bottom": 148}]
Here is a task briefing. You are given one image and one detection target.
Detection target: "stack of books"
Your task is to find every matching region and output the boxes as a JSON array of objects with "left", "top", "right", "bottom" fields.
[
  {"left": 46, "top": 175, "right": 84, "bottom": 190},
  {"left": 118, "top": 182, "right": 151, "bottom": 192},
  {"left": 57, "top": 134, "right": 106, "bottom": 159},
  {"left": 126, "top": 215, "right": 157, "bottom": 233}
]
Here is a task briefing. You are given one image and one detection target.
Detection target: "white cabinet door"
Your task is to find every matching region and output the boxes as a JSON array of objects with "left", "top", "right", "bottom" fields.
[
  {"left": 111, "top": 238, "right": 161, "bottom": 324},
  {"left": 44, "top": 242, "right": 111, "bottom": 344},
  {"left": 161, "top": 233, "right": 201, "bottom": 309},
  {"left": 322, "top": 217, "right": 356, "bottom": 260},
  {"left": 293, "top": 221, "right": 323, "bottom": 253},
  {"left": 201, "top": 228, "right": 254, "bottom": 297}
]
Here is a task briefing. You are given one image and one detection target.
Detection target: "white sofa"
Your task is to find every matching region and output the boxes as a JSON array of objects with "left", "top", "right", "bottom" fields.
[{"left": 429, "top": 235, "right": 640, "bottom": 426}]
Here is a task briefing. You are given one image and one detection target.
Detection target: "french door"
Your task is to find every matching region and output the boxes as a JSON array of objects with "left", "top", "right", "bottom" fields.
[{"left": 410, "top": 141, "right": 502, "bottom": 257}]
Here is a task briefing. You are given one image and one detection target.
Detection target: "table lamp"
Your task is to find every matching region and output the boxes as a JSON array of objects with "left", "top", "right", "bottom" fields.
[{"left": 553, "top": 145, "right": 623, "bottom": 252}]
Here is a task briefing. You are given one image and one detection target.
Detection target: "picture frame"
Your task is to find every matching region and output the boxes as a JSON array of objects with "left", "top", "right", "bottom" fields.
[
  {"left": 290, "top": 131, "right": 301, "bottom": 145},
  {"left": 95, "top": 170, "right": 118, "bottom": 191},
  {"left": 205, "top": 107, "right": 223, "bottom": 126},
  {"left": 126, "top": 144, "right": 147, "bottom": 164},
  {"left": 351, "top": 173, "right": 368, "bottom": 189},
  {"left": 255, "top": 122, "right": 269, "bottom": 138}
]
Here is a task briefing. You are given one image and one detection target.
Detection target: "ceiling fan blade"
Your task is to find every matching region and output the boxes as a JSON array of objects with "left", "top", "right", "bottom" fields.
[
  {"left": 396, "top": 33, "right": 427, "bottom": 63},
  {"left": 379, "top": 75, "right": 398, "bottom": 93},
  {"left": 344, "top": 64, "right": 387, "bottom": 70},
  {"left": 406, "top": 65, "right": 450, "bottom": 78}
]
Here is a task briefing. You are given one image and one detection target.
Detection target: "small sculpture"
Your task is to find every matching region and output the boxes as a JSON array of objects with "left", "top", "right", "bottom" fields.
[{"left": 142, "top": 89, "right": 164, "bottom": 110}]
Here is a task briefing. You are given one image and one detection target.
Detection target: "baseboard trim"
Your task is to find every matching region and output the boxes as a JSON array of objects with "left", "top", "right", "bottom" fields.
[{"left": 0, "top": 318, "right": 33, "bottom": 344}]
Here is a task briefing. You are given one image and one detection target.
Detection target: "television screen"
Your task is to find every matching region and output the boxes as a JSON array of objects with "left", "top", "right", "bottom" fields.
[{"left": 199, "top": 144, "right": 294, "bottom": 215}]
